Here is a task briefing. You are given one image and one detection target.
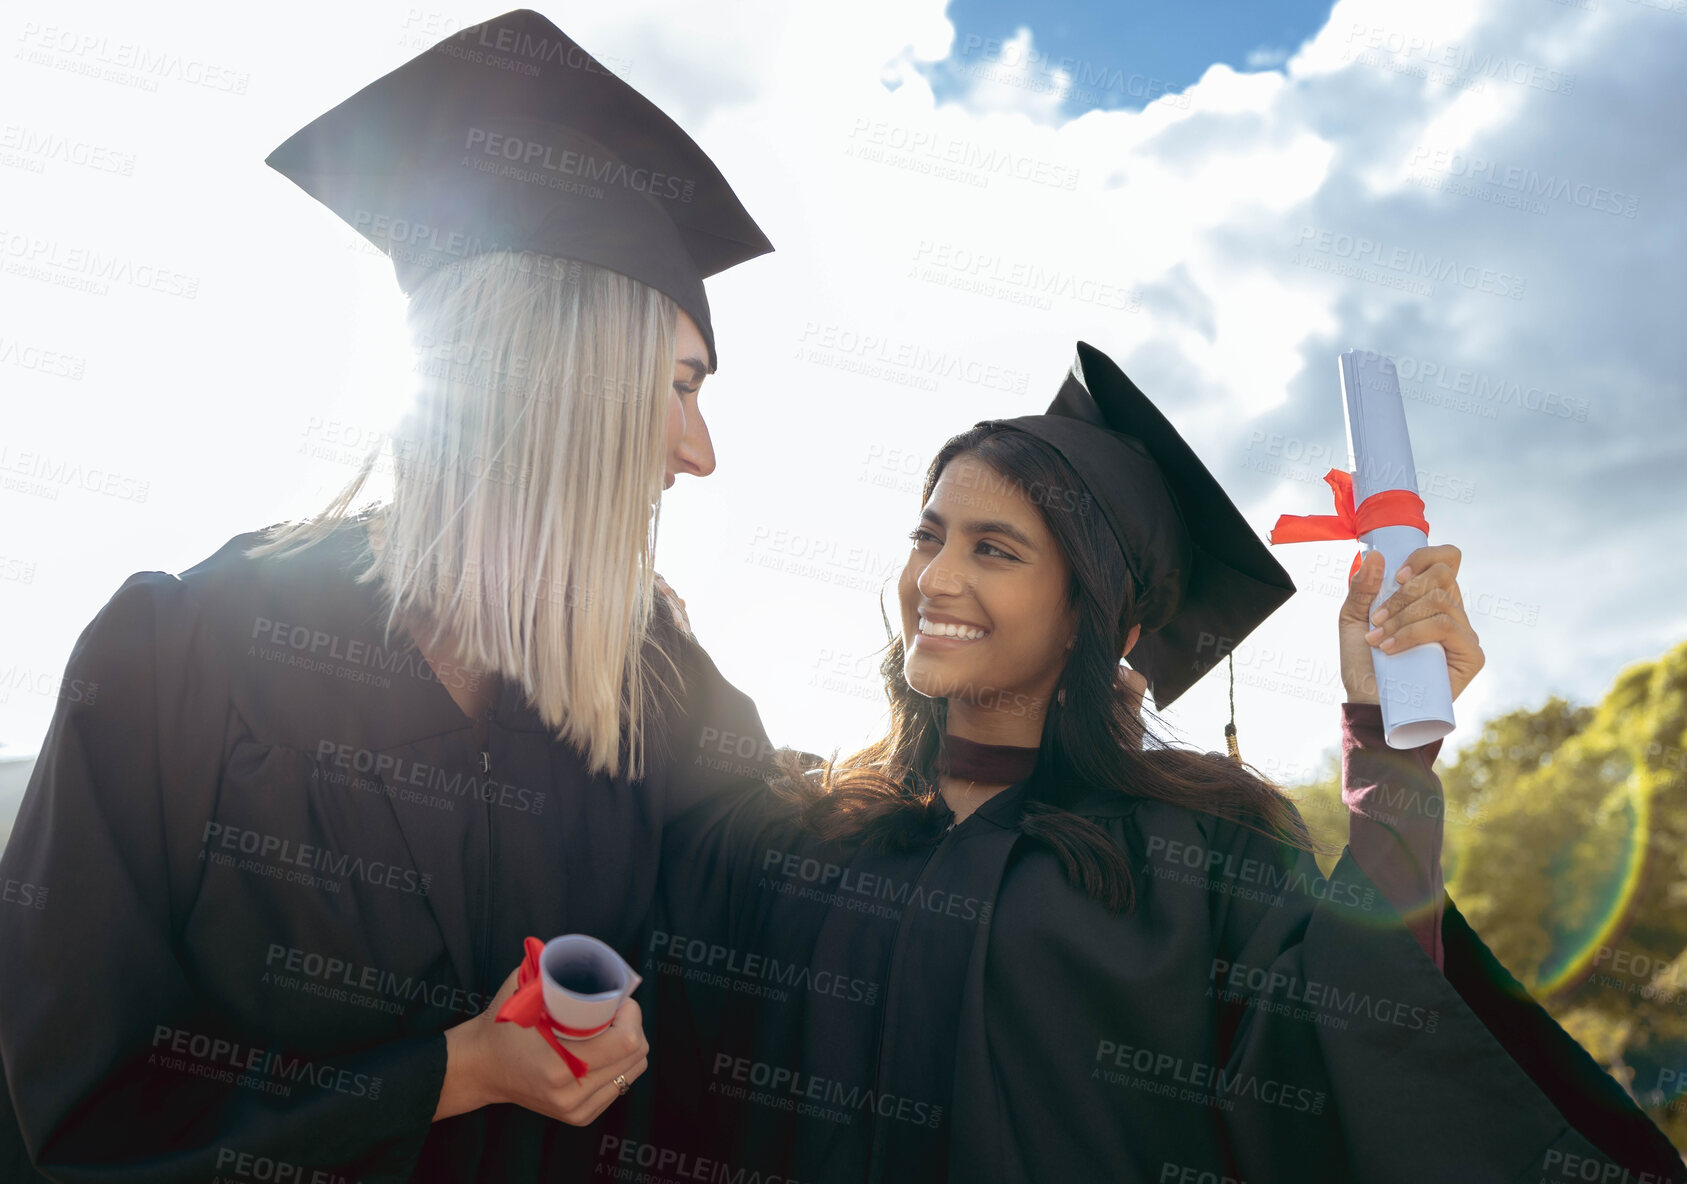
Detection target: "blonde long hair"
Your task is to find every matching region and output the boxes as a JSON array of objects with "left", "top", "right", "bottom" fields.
[{"left": 251, "top": 250, "right": 681, "bottom": 779}]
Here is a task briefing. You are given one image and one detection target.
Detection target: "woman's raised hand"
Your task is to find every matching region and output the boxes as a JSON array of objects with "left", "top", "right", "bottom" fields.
[
  {"left": 435, "top": 961, "right": 649, "bottom": 1125},
  {"left": 1339, "top": 544, "right": 1485, "bottom": 704}
]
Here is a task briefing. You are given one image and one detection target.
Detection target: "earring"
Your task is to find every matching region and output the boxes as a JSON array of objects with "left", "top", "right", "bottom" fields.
[{"left": 1056, "top": 688, "right": 1067, "bottom": 706}]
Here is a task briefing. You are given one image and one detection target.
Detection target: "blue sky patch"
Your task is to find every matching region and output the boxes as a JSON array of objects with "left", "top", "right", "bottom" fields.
[{"left": 920, "top": 0, "right": 1338, "bottom": 116}]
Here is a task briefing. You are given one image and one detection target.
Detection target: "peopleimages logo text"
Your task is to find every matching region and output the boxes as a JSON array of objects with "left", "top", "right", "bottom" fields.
[{"left": 1294, "top": 227, "right": 1525, "bottom": 299}]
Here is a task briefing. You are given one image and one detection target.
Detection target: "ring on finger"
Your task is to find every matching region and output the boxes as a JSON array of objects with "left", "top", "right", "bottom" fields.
[{"left": 614, "top": 1073, "right": 629, "bottom": 1096}]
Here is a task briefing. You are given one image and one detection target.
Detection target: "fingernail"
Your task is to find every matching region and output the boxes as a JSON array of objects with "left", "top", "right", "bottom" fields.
[
  {"left": 1370, "top": 607, "right": 1389, "bottom": 625},
  {"left": 1396, "top": 565, "right": 1411, "bottom": 582},
  {"left": 1380, "top": 637, "right": 1397, "bottom": 650},
  {"left": 1365, "top": 627, "right": 1382, "bottom": 641}
]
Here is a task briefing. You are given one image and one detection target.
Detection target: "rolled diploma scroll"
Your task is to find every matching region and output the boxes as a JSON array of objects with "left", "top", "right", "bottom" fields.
[
  {"left": 540, "top": 934, "right": 643, "bottom": 1038},
  {"left": 1340, "top": 350, "right": 1456, "bottom": 748}
]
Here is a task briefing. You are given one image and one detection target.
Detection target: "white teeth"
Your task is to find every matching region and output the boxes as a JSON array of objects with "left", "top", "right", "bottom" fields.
[{"left": 919, "top": 617, "right": 988, "bottom": 641}]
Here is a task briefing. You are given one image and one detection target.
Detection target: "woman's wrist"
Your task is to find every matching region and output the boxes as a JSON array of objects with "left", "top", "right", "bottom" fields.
[{"left": 434, "top": 1019, "right": 491, "bottom": 1121}]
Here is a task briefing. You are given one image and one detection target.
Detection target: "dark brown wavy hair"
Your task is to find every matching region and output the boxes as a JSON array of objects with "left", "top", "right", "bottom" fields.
[{"left": 773, "top": 423, "right": 1323, "bottom": 912}]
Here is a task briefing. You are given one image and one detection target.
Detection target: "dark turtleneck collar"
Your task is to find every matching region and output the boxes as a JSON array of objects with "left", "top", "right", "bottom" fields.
[{"left": 935, "top": 731, "right": 1040, "bottom": 786}]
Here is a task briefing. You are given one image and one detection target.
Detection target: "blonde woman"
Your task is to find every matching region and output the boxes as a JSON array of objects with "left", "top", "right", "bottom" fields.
[{"left": 0, "top": 11, "right": 776, "bottom": 1183}]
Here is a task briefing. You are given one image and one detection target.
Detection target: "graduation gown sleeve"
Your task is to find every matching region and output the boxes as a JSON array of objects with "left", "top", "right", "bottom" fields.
[
  {"left": 1210, "top": 716, "right": 1685, "bottom": 1183},
  {"left": 1340, "top": 701, "right": 1445, "bottom": 968},
  {"left": 0, "top": 572, "right": 446, "bottom": 1183}
]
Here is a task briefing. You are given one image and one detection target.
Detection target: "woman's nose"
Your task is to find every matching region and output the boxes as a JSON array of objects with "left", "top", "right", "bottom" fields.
[
  {"left": 675, "top": 407, "right": 715, "bottom": 478},
  {"left": 917, "top": 551, "right": 967, "bottom": 598}
]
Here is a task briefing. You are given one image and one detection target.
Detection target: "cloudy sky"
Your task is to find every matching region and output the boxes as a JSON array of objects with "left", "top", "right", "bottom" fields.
[{"left": 2, "top": 0, "right": 1683, "bottom": 794}]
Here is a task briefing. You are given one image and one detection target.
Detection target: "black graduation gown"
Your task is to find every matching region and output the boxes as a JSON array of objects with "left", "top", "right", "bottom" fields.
[
  {"left": 0, "top": 520, "right": 774, "bottom": 1183},
  {"left": 637, "top": 744, "right": 1686, "bottom": 1183}
]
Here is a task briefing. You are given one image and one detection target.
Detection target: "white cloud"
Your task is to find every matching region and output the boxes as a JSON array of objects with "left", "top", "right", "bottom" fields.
[
  {"left": 1, "top": 0, "right": 1682, "bottom": 789},
  {"left": 1245, "top": 46, "right": 1291, "bottom": 70},
  {"left": 944, "top": 26, "right": 1073, "bottom": 122}
]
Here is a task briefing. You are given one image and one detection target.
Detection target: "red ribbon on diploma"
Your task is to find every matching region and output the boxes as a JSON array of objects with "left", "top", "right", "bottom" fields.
[
  {"left": 1268, "top": 469, "right": 1431, "bottom": 580},
  {"left": 493, "top": 935, "right": 612, "bottom": 1078}
]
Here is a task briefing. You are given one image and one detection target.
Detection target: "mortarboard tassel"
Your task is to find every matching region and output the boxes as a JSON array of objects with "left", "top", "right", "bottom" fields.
[{"left": 1224, "top": 651, "right": 1241, "bottom": 765}]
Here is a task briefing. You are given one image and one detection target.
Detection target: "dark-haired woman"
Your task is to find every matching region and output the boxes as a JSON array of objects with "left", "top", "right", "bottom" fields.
[{"left": 631, "top": 345, "right": 1683, "bottom": 1183}]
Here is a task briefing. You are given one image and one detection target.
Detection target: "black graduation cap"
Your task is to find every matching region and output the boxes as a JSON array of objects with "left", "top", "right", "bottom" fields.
[
  {"left": 264, "top": 8, "right": 772, "bottom": 371},
  {"left": 991, "top": 341, "right": 1296, "bottom": 710}
]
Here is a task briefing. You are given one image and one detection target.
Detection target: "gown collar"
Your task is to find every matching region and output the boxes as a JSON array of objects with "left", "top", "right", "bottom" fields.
[
  {"left": 934, "top": 730, "right": 1042, "bottom": 832},
  {"left": 934, "top": 777, "right": 1036, "bottom": 833}
]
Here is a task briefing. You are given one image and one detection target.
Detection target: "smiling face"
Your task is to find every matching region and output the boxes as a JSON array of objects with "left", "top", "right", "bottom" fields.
[
  {"left": 663, "top": 309, "right": 716, "bottom": 489},
  {"left": 898, "top": 454, "right": 1080, "bottom": 723}
]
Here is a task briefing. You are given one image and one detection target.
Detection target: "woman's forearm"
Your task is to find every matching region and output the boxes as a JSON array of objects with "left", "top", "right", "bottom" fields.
[{"left": 433, "top": 1022, "right": 488, "bottom": 1122}]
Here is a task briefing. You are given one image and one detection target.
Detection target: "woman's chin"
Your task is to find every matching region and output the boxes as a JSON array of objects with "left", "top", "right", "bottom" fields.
[{"left": 903, "top": 656, "right": 976, "bottom": 701}]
